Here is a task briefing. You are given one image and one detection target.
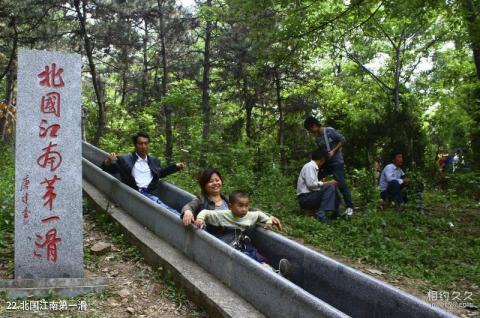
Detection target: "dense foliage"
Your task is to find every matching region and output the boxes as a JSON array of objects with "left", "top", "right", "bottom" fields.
[{"left": 1, "top": 0, "right": 479, "bottom": 173}]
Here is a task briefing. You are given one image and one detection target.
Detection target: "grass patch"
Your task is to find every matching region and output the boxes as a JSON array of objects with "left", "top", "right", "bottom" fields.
[{"left": 0, "top": 143, "right": 15, "bottom": 278}]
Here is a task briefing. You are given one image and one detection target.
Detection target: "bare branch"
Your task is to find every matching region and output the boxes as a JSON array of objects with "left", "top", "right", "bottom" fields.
[{"left": 340, "top": 43, "right": 393, "bottom": 92}]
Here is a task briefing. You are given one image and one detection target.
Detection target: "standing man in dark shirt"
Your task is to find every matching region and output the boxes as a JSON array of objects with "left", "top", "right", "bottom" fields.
[
  {"left": 303, "top": 116, "right": 353, "bottom": 217},
  {"left": 101, "top": 131, "right": 185, "bottom": 215}
]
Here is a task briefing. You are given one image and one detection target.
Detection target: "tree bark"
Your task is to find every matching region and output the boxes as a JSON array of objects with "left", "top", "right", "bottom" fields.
[
  {"left": 5, "top": 64, "right": 15, "bottom": 106},
  {"left": 273, "top": 67, "right": 286, "bottom": 169},
  {"left": 0, "top": 17, "right": 17, "bottom": 83},
  {"left": 0, "top": 19, "right": 17, "bottom": 140},
  {"left": 393, "top": 44, "right": 401, "bottom": 112},
  {"left": 141, "top": 17, "right": 149, "bottom": 110},
  {"left": 74, "top": 0, "right": 106, "bottom": 146},
  {"left": 199, "top": 0, "right": 213, "bottom": 168},
  {"left": 461, "top": 0, "right": 480, "bottom": 80},
  {"left": 119, "top": 35, "right": 129, "bottom": 108},
  {"left": 242, "top": 73, "right": 254, "bottom": 139},
  {"left": 461, "top": 0, "right": 480, "bottom": 168}
]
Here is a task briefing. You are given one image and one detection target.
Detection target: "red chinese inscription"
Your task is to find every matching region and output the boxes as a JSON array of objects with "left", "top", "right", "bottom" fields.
[
  {"left": 21, "top": 175, "right": 30, "bottom": 191},
  {"left": 34, "top": 228, "right": 61, "bottom": 263},
  {"left": 40, "top": 92, "right": 61, "bottom": 117},
  {"left": 38, "top": 63, "right": 64, "bottom": 88},
  {"left": 37, "top": 142, "right": 62, "bottom": 172},
  {"left": 21, "top": 175, "right": 30, "bottom": 224},
  {"left": 39, "top": 119, "right": 60, "bottom": 138},
  {"left": 31, "top": 62, "right": 67, "bottom": 262},
  {"left": 22, "top": 207, "right": 30, "bottom": 224},
  {"left": 40, "top": 175, "right": 61, "bottom": 211},
  {"left": 21, "top": 192, "right": 28, "bottom": 204},
  {"left": 41, "top": 216, "right": 60, "bottom": 224}
]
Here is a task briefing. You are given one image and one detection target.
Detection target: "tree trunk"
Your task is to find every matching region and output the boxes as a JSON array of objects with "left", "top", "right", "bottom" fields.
[
  {"left": 158, "top": 0, "right": 173, "bottom": 164},
  {"left": 4, "top": 18, "right": 17, "bottom": 108},
  {"left": 242, "top": 75, "right": 254, "bottom": 139},
  {"left": 5, "top": 67, "right": 15, "bottom": 106},
  {"left": 199, "top": 0, "right": 213, "bottom": 168},
  {"left": 4, "top": 53, "right": 16, "bottom": 113},
  {"left": 462, "top": 0, "right": 480, "bottom": 80},
  {"left": 119, "top": 43, "right": 129, "bottom": 108},
  {"left": 273, "top": 67, "right": 286, "bottom": 169},
  {"left": 461, "top": 0, "right": 480, "bottom": 168},
  {"left": 470, "top": 87, "right": 480, "bottom": 169},
  {"left": 393, "top": 44, "right": 401, "bottom": 112},
  {"left": 245, "top": 101, "right": 253, "bottom": 139},
  {"left": 0, "top": 17, "right": 17, "bottom": 83},
  {"left": 473, "top": 47, "right": 480, "bottom": 80},
  {"left": 74, "top": 0, "right": 106, "bottom": 146},
  {"left": 120, "top": 69, "right": 127, "bottom": 107},
  {"left": 141, "top": 17, "right": 149, "bottom": 110}
]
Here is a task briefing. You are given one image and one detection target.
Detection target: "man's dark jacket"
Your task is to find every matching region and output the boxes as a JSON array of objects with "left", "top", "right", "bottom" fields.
[{"left": 101, "top": 152, "right": 179, "bottom": 191}]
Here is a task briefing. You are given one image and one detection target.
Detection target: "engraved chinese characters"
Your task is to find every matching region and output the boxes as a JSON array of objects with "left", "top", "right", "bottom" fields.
[{"left": 15, "top": 50, "right": 83, "bottom": 279}]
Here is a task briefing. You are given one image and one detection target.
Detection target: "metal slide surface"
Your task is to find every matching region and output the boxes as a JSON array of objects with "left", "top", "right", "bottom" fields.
[{"left": 82, "top": 142, "right": 456, "bottom": 318}]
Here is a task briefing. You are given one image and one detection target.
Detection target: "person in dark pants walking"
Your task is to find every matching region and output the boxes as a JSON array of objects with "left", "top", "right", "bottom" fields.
[
  {"left": 304, "top": 116, "right": 353, "bottom": 217},
  {"left": 297, "top": 149, "right": 341, "bottom": 223}
]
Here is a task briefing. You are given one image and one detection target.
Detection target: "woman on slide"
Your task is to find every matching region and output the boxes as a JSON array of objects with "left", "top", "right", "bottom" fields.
[{"left": 180, "top": 168, "right": 282, "bottom": 229}]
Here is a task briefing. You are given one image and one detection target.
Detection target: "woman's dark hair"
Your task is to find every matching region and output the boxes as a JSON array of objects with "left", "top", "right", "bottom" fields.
[
  {"left": 132, "top": 131, "right": 150, "bottom": 145},
  {"left": 198, "top": 168, "right": 223, "bottom": 195}
]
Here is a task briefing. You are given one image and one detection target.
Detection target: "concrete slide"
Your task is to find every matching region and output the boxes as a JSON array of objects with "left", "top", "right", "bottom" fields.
[{"left": 82, "top": 142, "right": 456, "bottom": 318}]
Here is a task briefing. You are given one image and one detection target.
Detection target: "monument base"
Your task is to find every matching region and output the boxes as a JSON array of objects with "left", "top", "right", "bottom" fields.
[{"left": 0, "top": 277, "right": 107, "bottom": 298}]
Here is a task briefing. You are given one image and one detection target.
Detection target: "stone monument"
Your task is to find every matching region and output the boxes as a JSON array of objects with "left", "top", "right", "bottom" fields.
[
  {"left": 0, "top": 49, "right": 106, "bottom": 298},
  {"left": 15, "top": 49, "right": 83, "bottom": 278}
]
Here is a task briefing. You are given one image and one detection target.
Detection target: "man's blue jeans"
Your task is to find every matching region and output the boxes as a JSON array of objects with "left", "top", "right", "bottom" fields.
[
  {"left": 318, "top": 162, "right": 353, "bottom": 208},
  {"left": 138, "top": 188, "right": 180, "bottom": 216}
]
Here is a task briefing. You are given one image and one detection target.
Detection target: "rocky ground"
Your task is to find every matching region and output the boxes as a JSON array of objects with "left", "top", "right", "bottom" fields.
[{"left": 0, "top": 212, "right": 208, "bottom": 318}]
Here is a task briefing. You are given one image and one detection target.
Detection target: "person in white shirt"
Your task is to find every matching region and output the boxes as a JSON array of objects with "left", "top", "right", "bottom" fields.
[
  {"left": 453, "top": 150, "right": 463, "bottom": 172},
  {"left": 102, "top": 131, "right": 185, "bottom": 215},
  {"left": 379, "top": 151, "right": 409, "bottom": 209},
  {"left": 296, "top": 149, "right": 340, "bottom": 223}
]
